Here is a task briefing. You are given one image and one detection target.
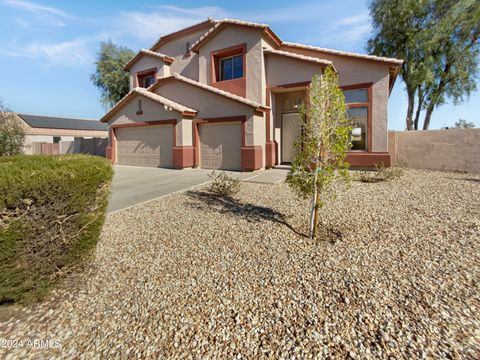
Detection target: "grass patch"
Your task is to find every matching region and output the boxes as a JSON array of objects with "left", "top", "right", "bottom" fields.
[
  {"left": 356, "top": 163, "right": 404, "bottom": 183},
  {"left": 0, "top": 155, "right": 113, "bottom": 304}
]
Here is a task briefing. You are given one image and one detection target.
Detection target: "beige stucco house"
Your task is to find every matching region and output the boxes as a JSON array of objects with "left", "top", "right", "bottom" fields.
[{"left": 101, "top": 18, "right": 403, "bottom": 170}]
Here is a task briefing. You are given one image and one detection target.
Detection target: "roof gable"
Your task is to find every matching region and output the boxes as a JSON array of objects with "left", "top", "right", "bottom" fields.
[
  {"left": 100, "top": 88, "right": 197, "bottom": 123},
  {"left": 123, "top": 49, "right": 174, "bottom": 71}
]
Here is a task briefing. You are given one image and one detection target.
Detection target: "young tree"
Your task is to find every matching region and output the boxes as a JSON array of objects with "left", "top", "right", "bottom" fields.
[
  {"left": 0, "top": 102, "right": 25, "bottom": 156},
  {"left": 286, "top": 67, "right": 351, "bottom": 239},
  {"left": 367, "top": 0, "right": 480, "bottom": 130},
  {"left": 90, "top": 41, "right": 135, "bottom": 109},
  {"left": 454, "top": 119, "right": 475, "bottom": 129}
]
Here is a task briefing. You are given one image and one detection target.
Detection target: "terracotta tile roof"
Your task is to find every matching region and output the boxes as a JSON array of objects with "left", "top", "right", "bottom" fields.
[
  {"left": 150, "top": 73, "right": 270, "bottom": 111},
  {"left": 100, "top": 87, "right": 197, "bottom": 122},
  {"left": 150, "top": 18, "right": 217, "bottom": 52},
  {"left": 123, "top": 49, "right": 174, "bottom": 71},
  {"left": 190, "top": 18, "right": 282, "bottom": 51},
  {"left": 263, "top": 49, "right": 336, "bottom": 71},
  {"left": 281, "top": 42, "right": 403, "bottom": 65}
]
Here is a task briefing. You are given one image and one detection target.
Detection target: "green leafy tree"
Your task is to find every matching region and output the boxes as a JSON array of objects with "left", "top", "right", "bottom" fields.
[
  {"left": 286, "top": 68, "right": 351, "bottom": 239},
  {"left": 367, "top": 0, "right": 480, "bottom": 130},
  {"left": 0, "top": 102, "right": 25, "bottom": 156},
  {"left": 454, "top": 119, "right": 475, "bottom": 129},
  {"left": 90, "top": 41, "right": 135, "bottom": 109}
]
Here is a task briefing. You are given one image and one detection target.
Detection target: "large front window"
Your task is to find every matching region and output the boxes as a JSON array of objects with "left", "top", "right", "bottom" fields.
[
  {"left": 343, "top": 86, "right": 370, "bottom": 151},
  {"left": 219, "top": 55, "right": 243, "bottom": 81}
]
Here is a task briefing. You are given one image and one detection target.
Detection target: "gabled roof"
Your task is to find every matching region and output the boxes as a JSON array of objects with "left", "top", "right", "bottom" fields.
[
  {"left": 263, "top": 49, "right": 336, "bottom": 71},
  {"left": 17, "top": 113, "right": 107, "bottom": 131},
  {"left": 190, "top": 18, "right": 282, "bottom": 52},
  {"left": 100, "top": 87, "right": 198, "bottom": 123},
  {"left": 281, "top": 42, "right": 403, "bottom": 65},
  {"left": 149, "top": 73, "right": 269, "bottom": 112},
  {"left": 123, "top": 49, "right": 174, "bottom": 71},
  {"left": 150, "top": 18, "right": 217, "bottom": 52}
]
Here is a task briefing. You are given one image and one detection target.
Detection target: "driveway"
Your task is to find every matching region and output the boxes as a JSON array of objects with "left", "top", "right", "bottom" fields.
[{"left": 107, "top": 165, "right": 255, "bottom": 213}]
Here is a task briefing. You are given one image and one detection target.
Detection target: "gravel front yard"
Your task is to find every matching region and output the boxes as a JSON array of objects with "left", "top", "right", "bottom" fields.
[{"left": 1, "top": 169, "right": 479, "bottom": 359}]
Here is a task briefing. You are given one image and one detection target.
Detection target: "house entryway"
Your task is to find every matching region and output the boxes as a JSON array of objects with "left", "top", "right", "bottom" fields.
[{"left": 281, "top": 112, "right": 302, "bottom": 163}]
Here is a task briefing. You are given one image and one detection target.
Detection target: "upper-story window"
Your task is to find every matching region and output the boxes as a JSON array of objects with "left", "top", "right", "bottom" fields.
[
  {"left": 219, "top": 54, "right": 243, "bottom": 81},
  {"left": 342, "top": 85, "right": 371, "bottom": 151},
  {"left": 136, "top": 68, "right": 156, "bottom": 88}
]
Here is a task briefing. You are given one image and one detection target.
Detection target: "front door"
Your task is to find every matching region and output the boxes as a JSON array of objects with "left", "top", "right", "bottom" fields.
[{"left": 282, "top": 112, "right": 301, "bottom": 163}]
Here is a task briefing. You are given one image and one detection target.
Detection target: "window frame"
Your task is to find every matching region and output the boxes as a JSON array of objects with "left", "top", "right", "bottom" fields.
[
  {"left": 210, "top": 43, "right": 246, "bottom": 84},
  {"left": 341, "top": 82, "right": 373, "bottom": 152},
  {"left": 135, "top": 67, "right": 157, "bottom": 88}
]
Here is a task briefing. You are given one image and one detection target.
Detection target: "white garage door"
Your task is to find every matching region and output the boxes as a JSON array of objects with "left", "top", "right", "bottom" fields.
[
  {"left": 116, "top": 125, "right": 173, "bottom": 168},
  {"left": 199, "top": 122, "right": 242, "bottom": 170}
]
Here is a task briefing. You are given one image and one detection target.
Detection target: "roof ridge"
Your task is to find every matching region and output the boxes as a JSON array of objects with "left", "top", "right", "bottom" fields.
[{"left": 281, "top": 41, "right": 403, "bottom": 64}]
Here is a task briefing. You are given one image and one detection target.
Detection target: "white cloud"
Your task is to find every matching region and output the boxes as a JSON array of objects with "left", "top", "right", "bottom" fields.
[
  {"left": 117, "top": 5, "right": 228, "bottom": 41},
  {"left": 2, "top": 0, "right": 70, "bottom": 17}
]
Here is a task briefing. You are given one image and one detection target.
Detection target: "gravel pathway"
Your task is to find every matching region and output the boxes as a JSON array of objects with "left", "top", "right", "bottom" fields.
[{"left": 1, "top": 169, "right": 479, "bottom": 359}]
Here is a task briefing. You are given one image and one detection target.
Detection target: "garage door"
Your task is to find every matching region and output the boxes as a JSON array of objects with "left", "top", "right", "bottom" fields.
[
  {"left": 116, "top": 125, "right": 173, "bottom": 168},
  {"left": 199, "top": 122, "right": 241, "bottom": 170}
]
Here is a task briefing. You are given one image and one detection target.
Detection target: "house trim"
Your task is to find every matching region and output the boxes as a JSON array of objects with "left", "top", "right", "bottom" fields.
[{"left": 210, "top": 43, "right": 247, "bottom": 97}]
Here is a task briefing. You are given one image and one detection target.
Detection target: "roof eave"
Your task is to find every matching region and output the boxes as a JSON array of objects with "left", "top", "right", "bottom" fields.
[{"left": 123, "top": 51, "right": 174, "bottom": 72}]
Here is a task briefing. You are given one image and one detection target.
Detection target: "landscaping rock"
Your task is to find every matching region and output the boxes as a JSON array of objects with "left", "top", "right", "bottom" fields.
[{"left": 0, "top": 169, "right": 479, "bottom": 359}]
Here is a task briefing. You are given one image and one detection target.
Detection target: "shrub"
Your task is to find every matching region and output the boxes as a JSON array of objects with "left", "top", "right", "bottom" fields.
[
  {"left": 0, "top": 111, "right": 25, "bottom": 156},
  {"left": 0, "top": 155, "right": 113, "bottom": 304},
  {"left": 207, "top": 171, "right": 241, "bottom": 198},
  {"left": 357, "top": 163, "right": 404, "bottom": 183}
]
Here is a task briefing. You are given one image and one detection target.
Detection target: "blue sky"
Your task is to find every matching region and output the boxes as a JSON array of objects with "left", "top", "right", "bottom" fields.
[{"left": 0, "top": 0, "right": 478, "bottom": 130}]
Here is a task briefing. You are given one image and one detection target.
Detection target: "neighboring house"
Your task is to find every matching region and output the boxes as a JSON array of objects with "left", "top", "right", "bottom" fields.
[
  {"left": 101, "top": 18, "right": 403, "bottom": 170},
  {"left": 13, "top": 113, "right": 108, "bottom": 155}
]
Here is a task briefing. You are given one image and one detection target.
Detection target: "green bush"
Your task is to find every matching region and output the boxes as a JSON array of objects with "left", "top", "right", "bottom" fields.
[
  {"left": 357, "top": 163, "right": 404, "bottom": 183},
  {"left": 207, "top": 171, "right": 241, "bottom": 198},
  {"left": 0, "top": 155, "right": 113, "bottom": 304}
]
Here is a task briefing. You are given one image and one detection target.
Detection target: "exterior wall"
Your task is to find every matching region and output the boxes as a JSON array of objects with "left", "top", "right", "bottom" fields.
[
  {"left": 389, "top": 129, "right": 480, "bottom": 174},
  {"left": 265, "top": 55, "right": 323, "bottom": 86},
  {"left": 153, "top": 80, "right": 256, "bottom": 144},
  {"left": 280, "top": 46, "right": 391, "bottom": 153},
  {"left": 156, "top": 28, "right": 210, "bottom": 81},
  {"left": 129, "top": 57, "right": 169, "bottom": 89},
  {"left": 198, "top": 26, "right": 265, "bottom": 104}
]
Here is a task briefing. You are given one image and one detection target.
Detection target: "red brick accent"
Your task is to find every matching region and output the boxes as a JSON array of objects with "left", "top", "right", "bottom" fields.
[
  {"left": 173, "top": 146, "right": 195, "bottom": 169},
  {"left": 346, "top": 152, "right": 390, "bottom": 168},
  {"left": 241, "top": 146, "right": 263, "bottom": 171},
  {"left": 265, "top": 141, "right": 276, "bottom": 168},
  {"left": 106, "top": 147, "right": 113, "bottom": 162}
]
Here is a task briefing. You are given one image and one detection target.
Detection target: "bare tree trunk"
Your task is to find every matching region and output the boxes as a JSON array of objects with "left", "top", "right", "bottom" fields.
[
  {"left": 423, "top": 102, "right": 435, "bottom": 130},
  {"left": 413, "top": 88, "right": 424, "bottom": 130},
  {"left": 309, "top": 166, "right": 318, "bottom": 239},
  {"left": 405, "top": 89, "right": 415, "bottom": 131}
]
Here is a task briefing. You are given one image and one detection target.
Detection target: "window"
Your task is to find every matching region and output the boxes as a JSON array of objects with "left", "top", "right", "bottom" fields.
[
  {"left": 136, "top": 68, "right": 156, "bottom": 88},
  {"left": 136, "top": 99, "right": 143, "bottom": 115},
  {"left": 143, "top": 75, "right": 155, "bottom": 88},
  {"left": 186, "top": 42, "right": 191, "bottom": 54},
  {"left": 219, "top": 54, "right": 243, "bottom": 81},
  {"left": 53, "top": 136, "right": 61, "bottom": 144},
  {"left": 343, "top": 85, "right": 371, "bottom": 151},
  {"left": 347, "top": 107, "right": 368, "bottom": 150}
]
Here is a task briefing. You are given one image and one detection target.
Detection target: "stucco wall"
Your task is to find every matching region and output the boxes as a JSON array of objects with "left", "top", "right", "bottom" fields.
[
  {"left": 280, "top": 46, "right": 392, "bottom": 153},
  {"left": 154, "top": 80, "right": 259, "bottom": 147},
  {"left": 129, "top": 57, "right": 169, "bottom": 89},
  {"left": 389, "top": 129, "right": 480, "bottom": 173},
  {"left": 198, "top": 26, "right": 264, "bottom": 104},
  {"left": 156, "top": 28, "right": 209, "bottom": 81},
  {"left": 265, "top": 55, "right": 324, "bottom": 87}
]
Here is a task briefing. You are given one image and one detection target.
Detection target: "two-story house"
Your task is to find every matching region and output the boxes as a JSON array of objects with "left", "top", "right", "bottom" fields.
[{"left": 100, "top": 18, "right": 402, "bottom": 171}]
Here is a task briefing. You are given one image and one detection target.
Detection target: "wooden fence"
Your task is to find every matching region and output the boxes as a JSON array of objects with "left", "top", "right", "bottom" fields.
[{"left": 31, "top": 138, "right": 107, "bottom": 157}]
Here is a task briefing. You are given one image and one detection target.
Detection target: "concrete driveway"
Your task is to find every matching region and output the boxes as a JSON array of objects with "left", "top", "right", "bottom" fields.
[{"left": 107, "top": 166, "right": 255, "bottom": 213}]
